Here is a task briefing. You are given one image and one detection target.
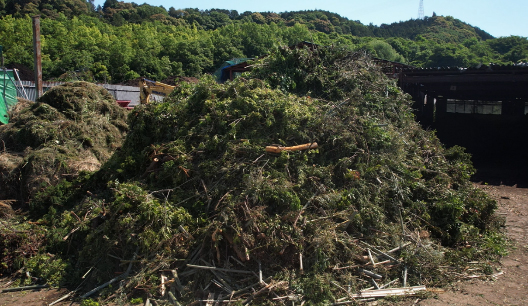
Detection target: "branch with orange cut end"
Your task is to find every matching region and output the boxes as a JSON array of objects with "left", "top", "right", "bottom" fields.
[
  {"left": 265, "top": 142, "right": 318, "bottom": 154},
  {"left": 179, "top": 166, "right": 190, "bottom": 177}
]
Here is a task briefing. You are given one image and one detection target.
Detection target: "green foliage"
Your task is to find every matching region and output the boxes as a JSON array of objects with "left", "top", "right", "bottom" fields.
[
  {"left": 250, "top": 46, "right": 499, "bottom": 249},
  {"left": 1, "top": 5, "right": 524, "bottom": 83},
  {"left": 487, "top": 36, "right": 528, "bottom": 62},
  {"left": 23, "top": 253, "right": 69, "bottom": 286},
  {"left": 366, "top": 39, "right": 405, "bottom": 62},
  {"left": 31, "top": 178, "right": 76, "bottom": 215},
  {"left": 0, "top": 220, "right": 46, "bottom": 275},
  {"left": 129, "top": 297, "right": 143, "bottom": 304},
  {"left": 3, "top": 0, "right": 90, "bottom": 18},
  {"left": 298, "top": 273, "right": 334, "bottom": 304},
  {"left": 80, "top": 299, "right": 100, "bottom": 306},
  {"left": 0, "top": 82, "right": 127, "bottom": 204}
]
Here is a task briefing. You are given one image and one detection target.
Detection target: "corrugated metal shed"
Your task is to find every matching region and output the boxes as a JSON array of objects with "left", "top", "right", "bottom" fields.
[
  {"left": 14, "top": 81, "right": 141, "bottom": 105},
  {"left": 100, "top": 84, "right": 140, "bottom": 106}
]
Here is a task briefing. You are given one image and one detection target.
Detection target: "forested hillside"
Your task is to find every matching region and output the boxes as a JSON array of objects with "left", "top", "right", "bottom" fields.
[{"left": 0, "top": 0, "right": 527, "bottom": 83}]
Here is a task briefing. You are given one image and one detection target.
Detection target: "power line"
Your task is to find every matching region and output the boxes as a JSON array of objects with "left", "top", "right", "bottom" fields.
[{"left": 418, "top": 0, "right": 424, "bottom": 20}]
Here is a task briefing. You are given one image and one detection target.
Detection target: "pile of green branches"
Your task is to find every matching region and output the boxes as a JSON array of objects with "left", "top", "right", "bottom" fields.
[
  {"left": 3, "top": 47, "right": 505, "bottom": 304},
  {"left": 0, "top": 82, "right": 128, "bottom": 205}
]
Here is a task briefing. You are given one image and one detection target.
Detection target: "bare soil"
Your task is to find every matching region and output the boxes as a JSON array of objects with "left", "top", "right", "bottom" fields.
[
  {"left": 397, "top": 183, "right": 528, "bottom": 306},
  {"left": 1, "top": 183, "right": 527, "bottom": 306},
  {"left": 414, "top": 183, "right": 528, "bottom": 306},
  {"left": 0, "top": 286, "right": 70, "bottom": 306}
]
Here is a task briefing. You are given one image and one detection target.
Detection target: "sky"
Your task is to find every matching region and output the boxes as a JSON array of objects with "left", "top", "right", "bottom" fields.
[{"left": 93, "top": 0, "right": 528, "bottom": 38}]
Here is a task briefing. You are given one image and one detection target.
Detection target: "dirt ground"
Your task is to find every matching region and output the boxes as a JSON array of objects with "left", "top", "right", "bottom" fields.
[
  {"left": 394, "top": 182, "right": 528, "bottom": 306},
  {"left": 1, "top": 183, "right": 527, "bottom": 306},
  {"left": 412, "top": 183, "right": 528, "bottom": 306}
]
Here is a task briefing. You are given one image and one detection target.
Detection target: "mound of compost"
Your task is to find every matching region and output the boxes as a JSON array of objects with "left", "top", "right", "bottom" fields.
[
  {"left": 5, "top": 48, "right": 504, "bottom": 304},
  {"left": 0, "top": 82, "right": 128, "bottom": 206}
]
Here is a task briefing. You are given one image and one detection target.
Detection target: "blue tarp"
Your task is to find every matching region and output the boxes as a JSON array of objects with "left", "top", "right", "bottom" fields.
[{"left": 214, "top": 58, "right": 252, "bottom": 83}]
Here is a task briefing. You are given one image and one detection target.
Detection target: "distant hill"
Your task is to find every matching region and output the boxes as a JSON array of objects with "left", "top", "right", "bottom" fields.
[
  {"left": 372, "top": 15, "right": 494, "bottom": 43},
  {"left": 1, "top": 0, "right": 493, "bottom": 44},
  {"left": 274, "top": 11, "right": 494, "bottom": 44}
]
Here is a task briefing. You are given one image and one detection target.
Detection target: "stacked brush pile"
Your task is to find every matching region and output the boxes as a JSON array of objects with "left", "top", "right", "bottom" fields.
[{"left": 0, "top": 47, "right": 505, "bottom": 305}]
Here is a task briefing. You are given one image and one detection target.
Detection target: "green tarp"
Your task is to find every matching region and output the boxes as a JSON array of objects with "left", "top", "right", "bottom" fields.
[
  {"left": 0, "top": 94, "right": 7, "bottom": 124},
  {"left": 0, "top": 70, "right": 17, "bottom": 124}
]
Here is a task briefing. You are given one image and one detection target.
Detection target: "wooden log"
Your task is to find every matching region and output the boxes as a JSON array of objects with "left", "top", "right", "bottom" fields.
[
  {"left": 1, "top": 284, "right": 48, "bottom": 292},
  {"left": 49, "top": 291, "right": 74, "bottom": 305},
  {"left": 186, "top": 264, "right": 252, "bottom": 274},
  {"left": 170, "top": 270, "right": 183, "bottom": 294},
  {"left": 380, "top": 279, "right": 399, "bottom": 289},
  {"left": 81, "top": 251, "right": 137, "bottom": 298},
  {"left": 218, "top": 276, "right": 272, "bottom": 300},
  {"left": 243, "top": 281, "right": 286, "bottom": 305},
  {"left": 178, "top": 225, "right": 193, "bottom": 239},
  {"left": 188, "top": 299, "right": 242, "bottom": 305},
  {"left": 367, "top": 249, "right": 376, "bottom": 265},
  {"left": 258, "top": 261, "right": 263, "bottom": 283},
  {"left": 350, "top": 286, "right": 426, "bottom": 298},
  {"left": 360, "top": 241, "right": 400, "bottom": 263},
  {"left": 160, "top": 274, "right": 167, "bottom": 297},
  {"left": 209, "top": 270, "right": 233, "bottom": 294},
  {"left": 359, "top": 268, "right": 383, "bottom": 279},
  {"left": 331, "top": 281, "right": 356, "bottom": 302},
  {"left": 211, "top": 279, "right": 231, "bottom": 294},
  {"left": 149, "top": 300, "right": 159, "bottom": 306},
  {"left": 265, "top": 142, "right": 318, "bottom": 154},
  {"left": 205, "top": 292, "right": 214, "bottom": 306},
  {"left": 332, "top": 264, "right": 359, "bottom": 270},
  {"left": 387, "top": 242, "right": 411, "bottom": 253},
  {"left": 168, "top": 291, "right": 182, "bottom": 306},
  {"left": 222, "top": 231, "right": 249, "bottom": 262},
  {"left": 333, "top": 298, "right": 375, "bottom": 305}
]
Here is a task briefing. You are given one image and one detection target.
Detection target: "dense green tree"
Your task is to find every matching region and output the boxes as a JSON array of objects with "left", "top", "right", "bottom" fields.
[
  {"left": 365, "top": 39, "right": 405, "bottom": 62},
  {"left": 0, "top": 15, "right": 33, "bottom": 67},
  {"left": 425, "top": 43, "right": 469, "bottom": 67},
  {"left": 250, "top": 12, "right": 266, "bottom": 24},
  {"left": 102, "top": 0, "right": 117, "bottom": 10},
  {"left": 486, "top": 36, "right": 528, "bottom": 54},
  {"left": 136, "top": 3, "right": 167, "bottom": 19},
  {"left": 279, "top": 22, "right": 312, "bottom": 46}
]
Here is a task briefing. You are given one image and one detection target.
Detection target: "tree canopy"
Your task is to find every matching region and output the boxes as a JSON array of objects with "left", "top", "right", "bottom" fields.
[{"left": 0, "top": 0, "right": 526, "bottom": 83}]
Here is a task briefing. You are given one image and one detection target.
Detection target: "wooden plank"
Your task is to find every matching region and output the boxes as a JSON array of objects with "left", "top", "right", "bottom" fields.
[{"left": 350, "top": 285, "right": 426, "bottom": 298}]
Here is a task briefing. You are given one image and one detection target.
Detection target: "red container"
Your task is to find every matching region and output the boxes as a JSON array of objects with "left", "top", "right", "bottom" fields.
[{"left": 116, "top": 100, "right": 131, "bottom": 107}]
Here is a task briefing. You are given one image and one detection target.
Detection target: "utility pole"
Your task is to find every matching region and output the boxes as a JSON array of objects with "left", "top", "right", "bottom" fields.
[
  {"left": 32, "top": 15, "right": 43, "bottom": 98},
  {"left": 418, "top": 0, "right": 425, "bottom": 20}
]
